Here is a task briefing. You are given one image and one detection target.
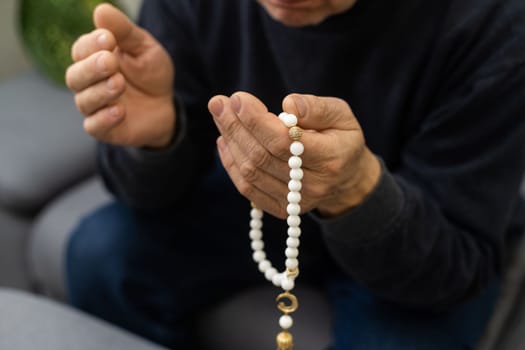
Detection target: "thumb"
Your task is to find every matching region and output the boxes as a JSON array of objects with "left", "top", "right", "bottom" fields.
[
  {"left": 282, "top": 94, "right": 358, "bottom": 131},
  {"left": 94, "top": 3, "right": 148, "bottom": 56}
]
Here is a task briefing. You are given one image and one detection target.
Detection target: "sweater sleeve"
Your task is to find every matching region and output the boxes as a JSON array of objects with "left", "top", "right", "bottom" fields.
[
  {"left": 97, "top": 0, "right": 217, "bottom": 210},
  {"left": 314, "top": 0, "right": 525, "bottom": 309},
  {"left": 316, "top": 61, "right": 525, "bottom": 311}
]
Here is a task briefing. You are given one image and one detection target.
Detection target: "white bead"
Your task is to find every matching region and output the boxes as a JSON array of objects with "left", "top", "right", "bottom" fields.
[
  {"left": 281, "top": 277, "right": 295, "bottom": 291},
  {"left": 279, "top": 315, "right": 293, "bottom": 330},
  {"left": 248, "top": 117, "right": 307, "bottom": 292},
  {"left": 287, "top": 215, "right": 301, "bottom": 227},
  {"left": 288, "top": 180, "right": 302, "bottom": 192},
  {"left": 249, "top": 229, "right": 262, "bottom": 240},
  {"left": 265, "top": 267, "right": 278, "bottom": 281},
  {"left": 286, "top": 258, "right": 299, "bottom": 269},
  {"left": 250, "top": 219, "right": 262, "bottom": 230},
  {"left": 253, "top": 250, "right": 266, "bottom": 263},
  {"left": 283, "top": 113, "right": 298, "bottom": 127},
  {"left": 289, "top": 168, "right": 304, "bottom": 181},
  {"left": 251, "top": 240, "right": 264, "bottom": 251},
  {"left": 287, "top": 226, "right": 301, "bottom": 238},
  {"left": 285, "top": 247, "right": 299, "bottom": 258},
  {"left": 278, "top": 112, "right": 288, "bottom": 122},
  {"left": 288, "top": 156, "right": 302, "bottom": 169},
  {"left": 287, "top": 203, "right": 300, "bottom": 216},
  {"left": 272, "top": 273, "right": 284, "bottom": 287},
  {"left": 250, "top": 208, "right": 263, "bottom": 220},
  {"left": 286, "top": 237, "right": 300, "bottom": 248},
  {"left": 258, "top": 260, "right": 271, "bottom": 273},
  {"left": 287, "top": 191, "right": 302, "bottom": 204},
  {"left": 290, "top": 141, "right": 304, "bottom": 156}
]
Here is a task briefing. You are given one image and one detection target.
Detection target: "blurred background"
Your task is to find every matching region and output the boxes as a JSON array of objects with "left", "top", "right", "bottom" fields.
[
  {"left": 0, "top": 0, "right": 141, "bottom": 291},
  {"left": 0, "top": 0, "right": 141, "bottom": 81},
  {"left": 0, "top": 0, "right": 30, "bottom": 80}
]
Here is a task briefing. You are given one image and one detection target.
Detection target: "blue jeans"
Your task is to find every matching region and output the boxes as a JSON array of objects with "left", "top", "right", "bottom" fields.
[{"left": 66, "top": 161, "right": 499, "bottom": 349}]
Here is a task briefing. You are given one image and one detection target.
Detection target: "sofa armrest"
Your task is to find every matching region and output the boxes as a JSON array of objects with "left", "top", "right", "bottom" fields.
[{"left": 0, "top": 288, "right": 168, "bottom": 350}]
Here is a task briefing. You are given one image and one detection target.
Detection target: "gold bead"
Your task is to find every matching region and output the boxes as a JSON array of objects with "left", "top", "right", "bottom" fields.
[
  {"left": 276, "top": 331, "right": 294, "bottom": 350},
  {"left": 288, "top": 126, "right": 303, "bottom": 141},
  {"left": 286, "top": 267, "right": 299, "bottom": 278}
]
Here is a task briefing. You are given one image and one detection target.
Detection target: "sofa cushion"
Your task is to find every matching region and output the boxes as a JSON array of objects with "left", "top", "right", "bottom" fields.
[
  {"left": 28, "top": 176, "right": 111, "bottom": 299},
  {"left": 0, "top": 71, "right": 96, "bottom": 214}
]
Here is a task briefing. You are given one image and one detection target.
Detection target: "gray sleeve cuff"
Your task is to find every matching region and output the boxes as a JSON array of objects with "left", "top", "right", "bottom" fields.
[
  {"left": 310, "top": 159, "right": 404, "bottom": 244},
  {"left": 123, "top": 95, "right": 188, "bottom": 162}
]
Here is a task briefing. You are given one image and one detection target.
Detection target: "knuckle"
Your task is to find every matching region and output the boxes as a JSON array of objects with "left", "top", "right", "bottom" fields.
[
  {"left": 237, "top": 180, "right": 255, "bottom": 198},
  {"left": 64, "top": 66, "right": 75, "bottom": 89},
  {"left": 94, "top": 51, "right": 109, "bottom": 72},
  {"left": 74, "top": 94, "right": 89, "bottom": 115},
  {"left": 239, "top": 161, "right": 258, "bottom": 183},
  {"left": 222, "top": 117, "right": 241, "bottom": 136},
  {"left": 93, "top": 51, "right": 118, "bottom": 77},
  {"left": 82, "top": 117, "right": 97, "bottom": 137},
  {"left": 249, "top": 145, "right": 271, "bottom": 168},
  {"left": 304, "top": 182, "right": 327, "bottom": 199},
  {"left": 324, "top": 159, "right": 343, "bottom": 176},
  {"left": 322, "top": 154, "right": 346, "bottom": 178},
  {"left": 108, "top": 73, "right": 124, "bottom": 92},
  {"left": 319, "top": 96, "right": 329, "bottom": 115},
  {"left": 267, "top": 137, "right": 289, "bottom": 159}
]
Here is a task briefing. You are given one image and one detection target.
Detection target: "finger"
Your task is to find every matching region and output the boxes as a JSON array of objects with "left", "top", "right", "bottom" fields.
[
  {"left": 210, "top": 91, "right": 292, "bottom": 162},
  {"left": 94, "top": 3, "right": 149, "bottom": 56},
  {"left": 83, "top": 103, "right": 125, "bottom": 140},
  {"left": 225, "top": 93, "right": 335, "bottom": 169},
  {"left": 209, "top": 95, "right": 289, "bottom": 183},
  {"left": 230, "top": 92, "right": 292, "bottom": 161},
  {"left": 282, "top": 94, "right": 359, "bottom": 131},
  {"left": 65, "top": 50, "right": 119, "bottom": 92},
  {"left": 75, "top": 72, "right": 126, "bottom": 116},
  {"left": 71, "top": 28, "right": 117, "bottom": 62},
  {"left": 217, "top": 136, "right": 288, "bottom": 219}
]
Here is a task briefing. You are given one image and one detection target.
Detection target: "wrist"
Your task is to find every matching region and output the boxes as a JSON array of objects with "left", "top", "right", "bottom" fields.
[
  {"left": 317, "top": 148, "right": 381, "bottom": 217},
  {"left": 143, "top": 95, "right": 177, "bottom": 149}
]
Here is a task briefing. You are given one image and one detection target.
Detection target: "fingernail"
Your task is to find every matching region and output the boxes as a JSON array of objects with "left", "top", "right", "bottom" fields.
[
  {"left": 97, "top": 54, "right": 107, "bottom": 73},
  {"left": 210, "top": 99, "right": 224, "bottom": 117},
  {"left": 292, "top": 95, "right": 307, "bottom": 117},
  {"left": 231, "top": 94, "right": 241, "bottom": 113},
  {"left": 97, "top": 33, "right": 108, "bottom": 47}
]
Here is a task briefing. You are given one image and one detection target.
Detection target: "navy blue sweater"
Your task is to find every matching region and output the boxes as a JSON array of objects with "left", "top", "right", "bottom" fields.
[{"left": 99, "top": 0, "right": 525, "bottom": 310}]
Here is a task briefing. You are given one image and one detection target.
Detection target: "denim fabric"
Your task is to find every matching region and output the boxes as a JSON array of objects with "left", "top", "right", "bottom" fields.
[{"left": 66, "top": 160, "right": 498, "bottom": 349}]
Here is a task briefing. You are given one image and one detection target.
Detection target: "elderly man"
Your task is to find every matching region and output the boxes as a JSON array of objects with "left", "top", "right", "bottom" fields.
[{"left": 65, "top": 0, "right": 525, "bottom": 348}]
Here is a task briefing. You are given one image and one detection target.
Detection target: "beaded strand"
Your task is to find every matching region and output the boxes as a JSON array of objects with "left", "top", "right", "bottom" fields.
[{"left": 249, "top": 112, "right": 304, "bottom": 350}]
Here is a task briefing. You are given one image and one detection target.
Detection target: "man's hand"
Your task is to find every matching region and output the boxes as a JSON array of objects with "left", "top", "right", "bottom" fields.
[
  {"left": 65, "top": 3, "right": 175, "bottom": 148},
  {"left": 208, "top": 92, "right": 381, "bottom": 219}
]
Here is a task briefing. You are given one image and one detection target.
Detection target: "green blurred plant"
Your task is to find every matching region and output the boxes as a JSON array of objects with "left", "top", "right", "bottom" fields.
[{"left": 19, "top": 0, "right": 119, "bottom": 86}]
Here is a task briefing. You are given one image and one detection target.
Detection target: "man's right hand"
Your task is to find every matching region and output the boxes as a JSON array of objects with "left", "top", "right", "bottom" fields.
[{"left": 65, "top": 3, "right": 175, "bottom": 148}]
